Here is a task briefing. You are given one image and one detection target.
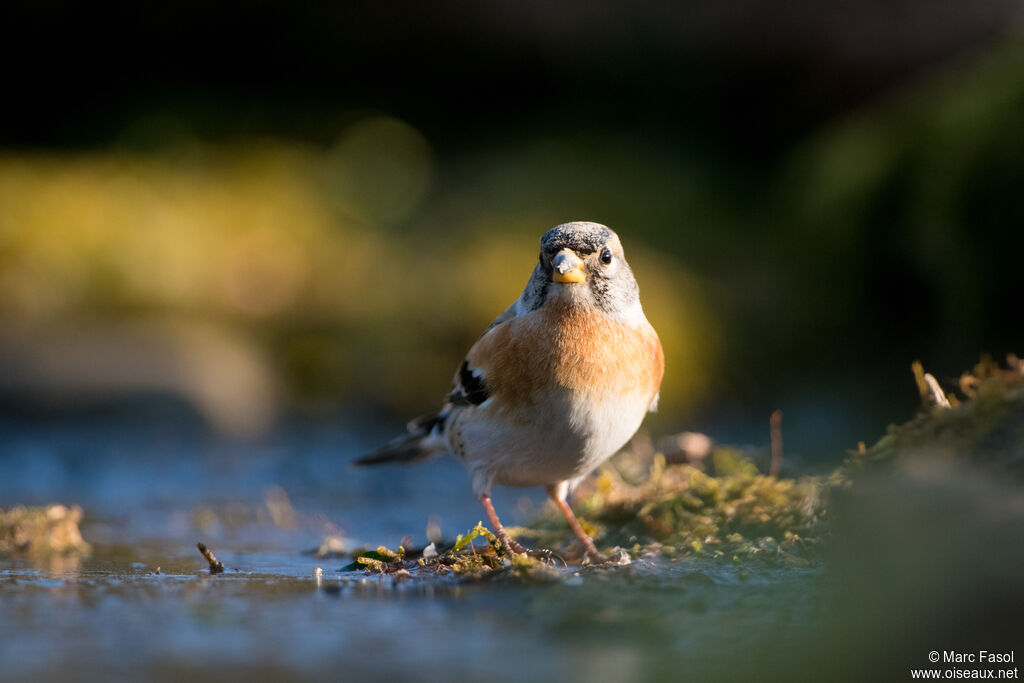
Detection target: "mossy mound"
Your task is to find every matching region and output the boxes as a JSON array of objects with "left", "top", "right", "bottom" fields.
[
  {"left": 513, "top": 448, "right": 831, "bottom": 568},
  {"left": 853, "top": 354, "right": 1024, "bottom": 476},
  {"left": 0, "top": 504, "right": 91, "bottom": 555}
]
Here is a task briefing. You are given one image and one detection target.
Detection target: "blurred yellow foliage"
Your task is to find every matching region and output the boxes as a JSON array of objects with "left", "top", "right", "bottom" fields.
[{"left": 0, "top": 116, "right": 715, "bottom": 432}]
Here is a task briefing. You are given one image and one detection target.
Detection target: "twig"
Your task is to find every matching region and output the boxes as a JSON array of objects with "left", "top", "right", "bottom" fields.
[
  {"left": 769, "top": 410, "right": 783, "bottom": 478},
  {"left": 196, "top": 542, "right": 225, "bottom": 574}
]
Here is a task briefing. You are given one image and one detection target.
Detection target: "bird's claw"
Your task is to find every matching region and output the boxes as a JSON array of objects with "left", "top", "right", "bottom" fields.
[
  {"left": 524, "top": 547, "right": 567, "bottom": 567},
  {"left": 500, "top": 538, "right": 566, "bottom": 566}
]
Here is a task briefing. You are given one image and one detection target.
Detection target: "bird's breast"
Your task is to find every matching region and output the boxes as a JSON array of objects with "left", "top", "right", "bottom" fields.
[
  {"left": 469, "top": 302, "right": 663, "bottom": 422},
  {"left": 456, "top": 302, "right": 664, "bottom": 488}
]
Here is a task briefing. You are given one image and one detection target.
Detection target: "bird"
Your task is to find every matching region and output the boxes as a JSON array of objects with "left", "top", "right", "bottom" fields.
[{"left": 355, "top": 221, "right": 664, "bottom": 561}]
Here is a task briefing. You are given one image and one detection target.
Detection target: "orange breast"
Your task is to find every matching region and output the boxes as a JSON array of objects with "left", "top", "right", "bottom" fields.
[{"left": 468, "top": 302, "right": 664, "bottom": 414}]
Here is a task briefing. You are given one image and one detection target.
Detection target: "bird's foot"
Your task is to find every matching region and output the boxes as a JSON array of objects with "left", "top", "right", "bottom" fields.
[
  {"left": 522, "top": 547, "right": 567, "bottom": 566},
  {"left": 501, "top": 537, "right": 565, "bottom": 566},
  {"left": 478, "top": 493, "right": 566, "bottom": 566},
  {"left": 503, "top": 537, "right": 529, "bottom": 555}
]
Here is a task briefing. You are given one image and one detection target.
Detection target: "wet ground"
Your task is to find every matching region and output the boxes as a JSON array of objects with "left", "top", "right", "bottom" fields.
[{"left": 0, "top": 415, "right": 831, "bottom": 682}]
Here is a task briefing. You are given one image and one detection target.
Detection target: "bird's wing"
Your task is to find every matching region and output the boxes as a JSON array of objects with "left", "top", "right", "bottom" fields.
[
  {"left": 446, "top": 298, "right": 529, "bottom": 406},
  {"left": 449, "top": 293, "right": 531, "bottom": 404}
]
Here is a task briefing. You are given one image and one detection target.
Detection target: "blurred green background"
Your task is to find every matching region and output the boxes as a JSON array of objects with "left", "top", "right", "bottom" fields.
[{"left": 1, "top": 2, "right": 1022, "bottom": 455}]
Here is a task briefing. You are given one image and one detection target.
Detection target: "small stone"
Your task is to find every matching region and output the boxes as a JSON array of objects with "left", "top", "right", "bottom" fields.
[{"left": 607, "top": 547, "right": 633, "bottom": 565}]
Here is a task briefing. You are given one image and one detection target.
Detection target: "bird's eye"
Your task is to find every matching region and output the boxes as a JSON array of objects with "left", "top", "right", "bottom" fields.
[{"left": 600, "top": 248, "right": 613, "bottom": 265}]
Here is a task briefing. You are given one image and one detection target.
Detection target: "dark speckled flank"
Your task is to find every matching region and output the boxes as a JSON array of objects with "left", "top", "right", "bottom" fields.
[{"left": 540, "top": 222, "right": 614, "bottom": 256}]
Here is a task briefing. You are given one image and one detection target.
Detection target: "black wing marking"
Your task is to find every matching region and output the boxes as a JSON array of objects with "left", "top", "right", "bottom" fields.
[
  {"left": 449, "top": 302, "right": 513, "bottom": 405},
  {"left": 452, "top": 359, "right": 489, "bottom": 406}
]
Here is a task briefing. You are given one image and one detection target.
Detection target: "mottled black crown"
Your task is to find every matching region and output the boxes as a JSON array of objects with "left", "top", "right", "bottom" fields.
[{"left": 540, "top": 221, "right": 613, "bottom": 256}]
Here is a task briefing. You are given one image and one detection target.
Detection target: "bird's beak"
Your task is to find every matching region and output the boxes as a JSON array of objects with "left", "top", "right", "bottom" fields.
[{"left": 552, "top": 249, "right": 586, "bottom": 283}]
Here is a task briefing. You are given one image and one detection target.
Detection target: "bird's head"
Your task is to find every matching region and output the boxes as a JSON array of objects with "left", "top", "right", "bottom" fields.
[{"left": 521, "top": 222, "right": 641, "bottom": 320}]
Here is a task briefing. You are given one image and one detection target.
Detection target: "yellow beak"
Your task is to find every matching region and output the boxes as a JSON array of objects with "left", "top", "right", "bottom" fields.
[{"left": 552, "top": 249, "right": 586, "bottom": 283}]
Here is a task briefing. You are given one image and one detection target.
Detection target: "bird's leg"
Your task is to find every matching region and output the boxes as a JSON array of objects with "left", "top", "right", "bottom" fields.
[
  {"left": 478, "top": 493, "right": 529, "bottom": 555},
  {"left": 477, "top": 494, "right": 564, "bottom": 564},
  {"left": 546, "top": 484, "right": 608, "bottom": 563}
]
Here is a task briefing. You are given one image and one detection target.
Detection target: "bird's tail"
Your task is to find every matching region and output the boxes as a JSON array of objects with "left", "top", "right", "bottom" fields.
[{"left": 352, "top": 413, "right": 446, "bottom": 466}]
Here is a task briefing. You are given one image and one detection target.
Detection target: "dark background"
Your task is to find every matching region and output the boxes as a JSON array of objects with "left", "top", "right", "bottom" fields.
[{"left": 2, "top": 1, "right": 1022, "bottom": 461}]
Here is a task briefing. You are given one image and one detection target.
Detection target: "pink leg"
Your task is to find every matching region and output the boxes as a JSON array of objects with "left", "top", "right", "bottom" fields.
[
  {"left": 478, "top": 493, "right": 528, "bottom": 555},
  {"left": 478, "top": 494, "right": 563, "bottom": 563},
  {"left": 546, "top": 485, "right": 607, "bottom": 562}
]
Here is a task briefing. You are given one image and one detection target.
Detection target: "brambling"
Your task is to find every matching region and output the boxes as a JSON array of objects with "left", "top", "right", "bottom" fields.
[{"left": 356, "top": 222, "right": 664, "bottom": 561}]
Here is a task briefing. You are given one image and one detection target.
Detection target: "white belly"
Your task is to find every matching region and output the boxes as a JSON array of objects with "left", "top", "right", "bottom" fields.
[{"left": 452, "top": 388, "right": 651, "bottom": 494}]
